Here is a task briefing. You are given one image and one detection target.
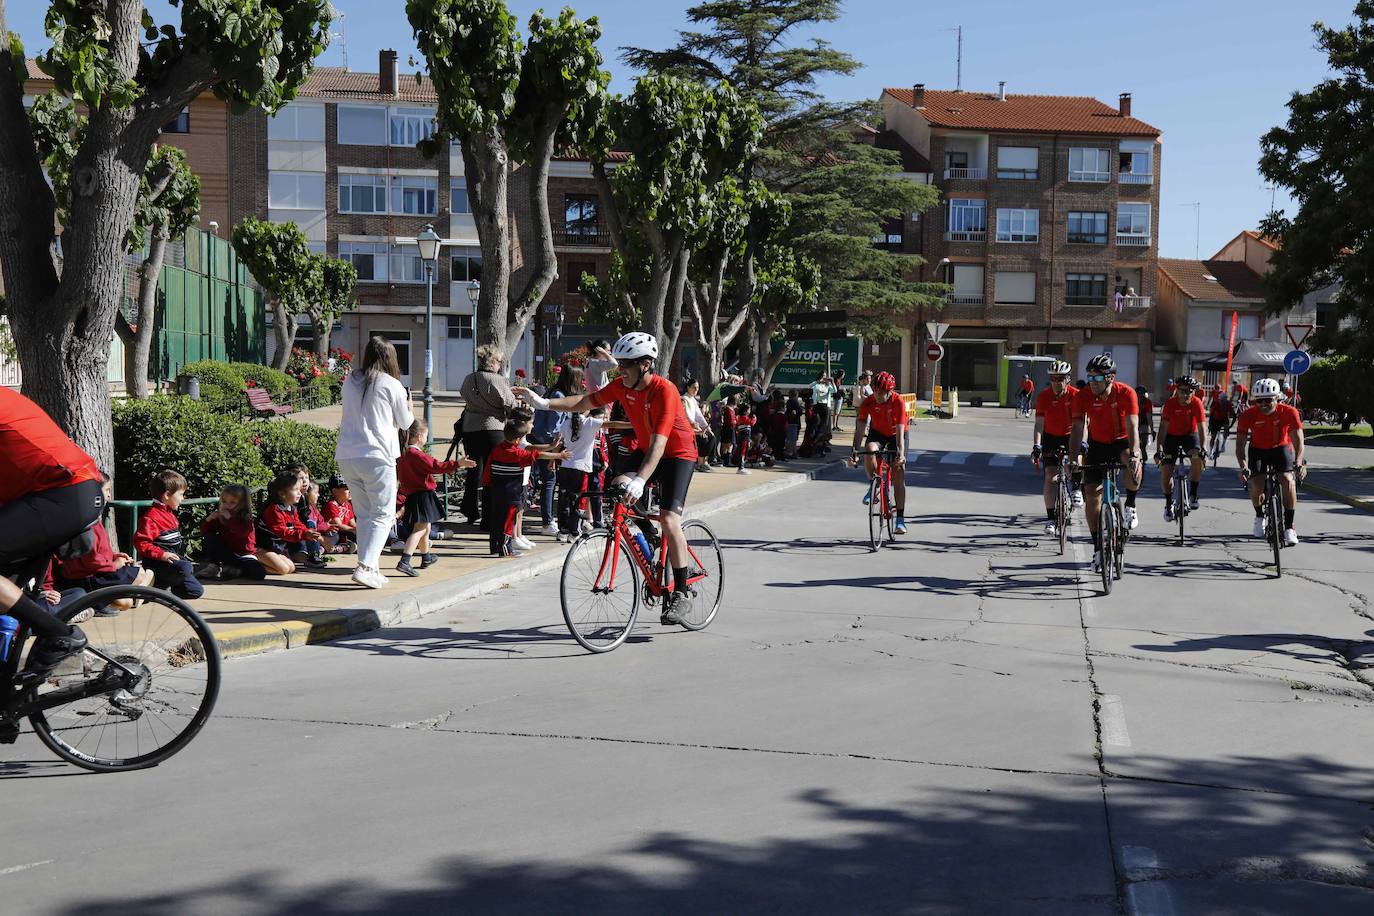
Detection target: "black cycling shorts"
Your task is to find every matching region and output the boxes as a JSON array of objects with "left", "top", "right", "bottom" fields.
[
  {"left": 1083, "top": 438, "right": 1132, "bottom": 483},
  {"left": 0, "top": 479, "right": 105, "bottom": 567},
  {"left": 1160, "top": 433, "right": 1201, "bottom": 461},
  {"left": 628, "top": 452, "right": 695, "bottom": 515},
  {"left": 1207, "top": 416, "right": 1229, "bottom": 435},
  {"left": 1248, "top": 445, "right": 1295, "bottom": 475},
  {"left": 864, "top": 432, "right": 900, "bottom": 455},
  {"left": 1040, "top": 434, "right": 1070, "bottom": 464}
]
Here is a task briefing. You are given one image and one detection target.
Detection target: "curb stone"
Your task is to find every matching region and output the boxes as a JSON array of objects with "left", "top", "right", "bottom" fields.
[
  {"left": 215, "top": 458, "right": 849, "bottom": 659},
  {"left": 1302, "top": 482, "right": 1374, "bottom": 515}
]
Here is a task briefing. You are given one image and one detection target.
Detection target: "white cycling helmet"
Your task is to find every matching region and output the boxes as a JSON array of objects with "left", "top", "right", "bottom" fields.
[
  {"left": 1251, "top": 377, "right": 1282, "bottom": 399},
  {"left": 1048, "top": 359, "right": 1072, "bottom": 376},
  {"left": 611, "top": 332, "right": 658, "bottom": 361}
]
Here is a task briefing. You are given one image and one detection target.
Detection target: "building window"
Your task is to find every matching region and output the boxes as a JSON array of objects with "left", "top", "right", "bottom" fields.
[
  {"left": 1067, "top": 211, "right": 1108, "bottom": 244},
  {"left": 390, "top": 175, "right": 438, "bottom": 216},
  {"left": 950, "top": 264, "right": 984, "bottom": 303},
  {"left": 947, "top": 198, "right": 986, "bottom": 233},
  {"left": 996, "top": 146, "right": 1038, "bottom": 180},
  {"left": 389, "top": 244, "right": 427, "bottom": 283},
  {"left": 450, "top": 178, "right": 470, "bottom": 214},
  {"left": 1066, "top": 273, "right": 1108, "bottom": 306},
  {"left": 268, "top": 103, "right": 324, "bottom": 141},
  {"left": 1118, "top": 141, "right": 1154, "bottom": 183},
  {"left": 564, "top": 195, "right": 599, "bottom": 236},
  {"left": 1223, "top": 313, "right": 1262, "bottom": 339},
  {"left": 268, "top": 172, "right": 325, "bottom": 209},
  {"left": 945, "top": 150, "right": 968, "bottom": 170},
  {"left": 1314, "top": 301, "right": 1335, "bottom": 332},
  {"left": 447, "top": 315, "right": 474, "bottom": 340},
  {"left": 450, "top": 249, "right": 483, "bottom": 283},
  {"left": 390, "top": 108, "right": 438, "bottom": 147},
  {"left": 1068, "top": 147, "right": 1111, "bottom": 182},
  {"left": 995, "top": 208, "right": 1039, "bottom": 243},
  {"left": 1117, "top": 203, "right": 1152, "bottom": 242},
  {"left": 161, "top": 107, "right": 190, "bottom": 134},
  {"left": 339, "top": 241, "right": 388, "bottom": 282},
  {"left": 337, "top": 105, "right": 387, "bottom": 145},
  {"left": 566, "top": 260, "right": 595, "bottom": 294},
  {"left": 994, "top": 271, "right": 1036, "bottom": 305},
  {"left": 338, "top": 174, "right": 387, "bottom": 214}
]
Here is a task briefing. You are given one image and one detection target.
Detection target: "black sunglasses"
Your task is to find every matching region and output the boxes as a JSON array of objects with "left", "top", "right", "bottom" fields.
[
  {"left": 1086, "top": 374, "right": 1112, "bottom": 382},
  {"left": 616, "top": 358, "right": 644, "bottom": 370}
]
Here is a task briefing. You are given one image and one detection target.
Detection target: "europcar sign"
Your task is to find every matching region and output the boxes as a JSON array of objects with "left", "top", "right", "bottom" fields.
[{"left": 770, "top": 337, "right": 861, "bottom": 385}]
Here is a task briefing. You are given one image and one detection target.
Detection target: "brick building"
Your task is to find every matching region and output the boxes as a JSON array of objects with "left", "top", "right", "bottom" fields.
[{"left": 878, "top": 84, "right": 1163, "bottom": 400}]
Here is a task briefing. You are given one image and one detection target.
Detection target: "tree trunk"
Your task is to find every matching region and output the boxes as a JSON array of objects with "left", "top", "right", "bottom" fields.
[
  {"left": 464, "top": 130, "right": 512, "bottom": 357},
  {"left": 503, "top": 116, "right": 562, "bottom": 362},
  {"left": 310, "top": 308, "right": 332, "bottom": 361},
  {"left": 117, "top": 231, "right": 169, "bottom": 398},
  {"left": 270, "top": 301, "right": 295, "bottom": 371}
]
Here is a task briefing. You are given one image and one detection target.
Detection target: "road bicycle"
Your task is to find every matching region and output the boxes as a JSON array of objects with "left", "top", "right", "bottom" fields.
[
  {"left": 2, "top": 553, "right": 220, "bottom": 772},
  {"left": 852, "top": 446, "right": 898, "bottom": 551},
  {"left": 1084, "top": 461, "right": 1129, "bottom": 594},
  {"left": 1015, "top": 394, "right": 1033, "bottom": 419},
  {"left": 1207, "top": 422, "right": 1231, "bottom": 467},
  {"left": 559, "top": 484, "right": 723, "bottom": 653},
  {"left": 1033, "top": 446, "right": 1073, "bottom": 556},
  {"left": 1245, "top": 464, "right": 1291, "bottom": 578},
  {"left": 1157, "top": 444, "right": 1197, "bottom": 546}
]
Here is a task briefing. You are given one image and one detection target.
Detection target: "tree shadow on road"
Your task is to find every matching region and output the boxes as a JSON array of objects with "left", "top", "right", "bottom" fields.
[{"left": 320, "top": 622, "right": 639, "bottom": 661}]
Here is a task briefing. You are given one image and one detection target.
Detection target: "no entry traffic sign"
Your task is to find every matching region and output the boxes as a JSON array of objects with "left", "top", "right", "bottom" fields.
[{"left": 926, "top": 341, "right": 945, "bottom": 362}]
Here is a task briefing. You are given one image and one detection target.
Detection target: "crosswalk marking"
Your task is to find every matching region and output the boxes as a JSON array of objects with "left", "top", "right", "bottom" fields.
[
  {"left": 990, "top": 454, "right": 1017, "bottom": 467},
  {"left": 939, "top": 452, "right": 970, "bottom": 465}
]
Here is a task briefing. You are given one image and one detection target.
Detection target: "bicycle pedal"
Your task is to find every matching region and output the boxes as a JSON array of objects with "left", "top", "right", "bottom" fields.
[{"left": 0, "top": 720, "right": 18, "bottom": 744}]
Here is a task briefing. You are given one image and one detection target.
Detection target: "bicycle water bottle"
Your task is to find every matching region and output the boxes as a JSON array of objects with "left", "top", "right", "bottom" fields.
[
  {"left": 631, "top": 532, "right": 654, "bottom": 564},
  {"left": 0, "top": 615, "right": 18, "bottom": 663}
]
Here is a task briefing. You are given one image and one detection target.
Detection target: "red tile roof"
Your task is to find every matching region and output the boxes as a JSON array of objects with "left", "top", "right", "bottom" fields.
[
  {"left": 297, "top": 67, "right": 438, "bottom": 103},
  {"left": 884, "top": 88, "right": 1159, "bottom": 137},
  {"left": 1158, "top": 259, "right": 1267, "bottom": 302}
]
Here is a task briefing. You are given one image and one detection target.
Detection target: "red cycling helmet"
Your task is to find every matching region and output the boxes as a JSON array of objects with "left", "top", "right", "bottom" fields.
[{"left": 873, "top": 371, "right": 896, "bottom": 392}]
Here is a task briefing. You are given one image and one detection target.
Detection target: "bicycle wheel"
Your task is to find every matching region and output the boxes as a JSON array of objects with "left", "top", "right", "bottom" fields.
[
  {"left": 1112, "top": 505, "right": 1126, "bottom": 580},
  {"left": 1175, "top": 476, "right": 1186, "bottom": 545},
  {"left": 561, "top": 530, "right": 640, "bottom": 653},
  {"left": 867, "top": 477, "right": 883, "bottom": 551},
  {"left": 1267, "top": 482, "right": 1283, "bottom": 578},
  {"left": 881, "top": 474, "right": 896, "bottom": 545},
  {"left": 1056, "top": 480, "right": 1069, "bottom": 556},
  {"left": 676, "top": 520, "right": 724, "bottom": 631},
  {"left": 1098, "top": 500, "right": 1114, "bottom": 595},
  {"left": 27, "top": 586, "right": 220, "bottom": 773}
]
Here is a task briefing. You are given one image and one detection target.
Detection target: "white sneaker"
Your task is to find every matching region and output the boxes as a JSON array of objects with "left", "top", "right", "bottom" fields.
[
  {"left": 1252, "top": 517, "right": 1266, "bottom": 538},
  {"left": 1071, "top": 490, "right": 1084, "bottom": 508},
  {"left": 1044, "top": 520, "right": 1057, "bottom": 537},
  {"left": 1091, "top": 551, "right": 1103, "bottom": 573},
  {"left": 352, "top": 567, "right": 386, "bottom": 589},
  {"left": 539, "top": 524, "right": 559, "bottom": 538},
  {"left": 736, "top": 467, "right": 751, "bottom": 475},
  {"left": 1188, "top": 495, "right": 1200, "bottom": 511},
  {"left": 514, "top": 536, "right": 535, "bottom": 551},
  {"left": 1124, "top": 506, "right": 1139, "bottom": 530},
  {"left": 556, "top": 532, "right": 570, "bottom": 543},
  {"left": 1284, "top": 528, "right": 1299, "bottom": 547},
  {"left": 1163, "top": 504, "right": 1174, "bottom": 522}
]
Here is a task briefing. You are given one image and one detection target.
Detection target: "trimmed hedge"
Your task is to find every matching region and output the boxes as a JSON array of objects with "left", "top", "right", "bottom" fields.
[
  {"left": 250, "top": 418, "right": 340, "bottom": 481},
  {"left": 178, "top": 359, "right": 246, "bottom": 411},
  {"left": 230, "top": 362, "right": 294, "bottom": 399},
  {"left": 113, "top": 396, "right": 271, "bottom": 502}
]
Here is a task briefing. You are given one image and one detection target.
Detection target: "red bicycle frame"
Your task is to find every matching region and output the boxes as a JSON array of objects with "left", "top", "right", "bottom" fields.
[{"left": 592, "top": 495, "right": 708, "bottom": 597}]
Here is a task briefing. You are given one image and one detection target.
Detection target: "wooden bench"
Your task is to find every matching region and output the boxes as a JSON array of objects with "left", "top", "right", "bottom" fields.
[{"left": 245, "top": 386, "right": 294, "bottom": 418}]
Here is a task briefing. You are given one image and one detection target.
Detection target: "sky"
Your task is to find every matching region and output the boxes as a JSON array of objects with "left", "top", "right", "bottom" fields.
[{"left": 8, "top": 0, "right": 1357, "bottom": 259}]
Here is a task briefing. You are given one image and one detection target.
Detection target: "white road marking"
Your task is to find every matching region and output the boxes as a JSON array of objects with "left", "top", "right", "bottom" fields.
[
  {"left": 990, "top": 454, "right": 1017, "bottom": 467},
  {"left": 1099, "top": 694, "right": 1132, "bottom": 747},
  {"left": 0, "top": 860, "right": 54, "bottom": 876},
  {"left": 906, "top": 450, "right": 925, "bottom": 462},
  {"left": 1124, "top": 849, "right": 1176, "bottom": 916},
  {"left": 939, "top": 452, "right": 970, "bottom": 465},
  {"left": 1121, "top": 846, "right": 1160, "bottom": 870}
]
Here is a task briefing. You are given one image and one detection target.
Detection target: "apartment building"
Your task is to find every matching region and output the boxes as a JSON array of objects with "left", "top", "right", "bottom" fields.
[{"left": 879, "top": 83, "right": 1163, "bottom": 400}]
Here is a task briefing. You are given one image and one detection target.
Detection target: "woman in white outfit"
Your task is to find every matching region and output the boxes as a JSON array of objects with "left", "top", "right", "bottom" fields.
[{"left": 335, "top": 336, "right": 415, "bottom": 589}]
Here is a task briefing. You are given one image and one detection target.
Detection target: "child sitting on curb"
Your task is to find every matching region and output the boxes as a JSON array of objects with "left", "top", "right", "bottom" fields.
[
  {"left": 133, "top": 469, "right": 206, "bottom": 600},
  {"left": 395, "top": 419, "right": 475, "bottom": 577},
  {"left": 324, "top": 475, "right": 358, "bottom": 553},
  {"left": 261, "top": 473, "right": 327, "bottom": 570},
  {"left": 197, "top": 483, "right": 287, "bottom": 580}
]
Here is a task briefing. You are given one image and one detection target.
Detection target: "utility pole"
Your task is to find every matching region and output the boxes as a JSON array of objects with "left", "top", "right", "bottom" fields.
[{"left": 941, "top": 26, "right": 963, "bottom": 91}]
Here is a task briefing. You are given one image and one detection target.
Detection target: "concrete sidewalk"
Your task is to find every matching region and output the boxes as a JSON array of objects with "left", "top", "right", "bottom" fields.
[
  {"left": 191, "top": 453, "right": 844, "bottom": 659},
  {"left": 1303, "top": 466, "right": 1374, "bottom": 513}
]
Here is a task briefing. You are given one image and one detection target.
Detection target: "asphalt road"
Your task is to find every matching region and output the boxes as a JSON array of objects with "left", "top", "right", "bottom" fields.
[{"left": 3, "top": 411, "right": 1372, "bottom": 914}]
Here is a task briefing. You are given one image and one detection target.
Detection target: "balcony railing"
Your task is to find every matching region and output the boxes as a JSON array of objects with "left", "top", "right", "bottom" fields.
[
  {"left": 943, "top": 167, "right": 987, "bottom": 180},
  {"left": 554, "top": 227, "right": 611, "bottom": 247},
  {"left": 1069, "top": 171, "right": 1111, "bottom": 183},
  {"left": 1066, "top": 296, "right": 1108, "bottom": 307},
  {"left": 948, "top": 293, "right": 984, "bottom": 304},
  {"left": 1116, "top": 234, "right": 1151, "bottom": 247},
  {"left": 1119, "top": 295, "right": 1152, "bottom": 309},
  {"left": 944, "top": 230, "right": 987, "bottom": 242},
  {"left": 1118, "top": 172, "right": 1153, "bottom": 185}
]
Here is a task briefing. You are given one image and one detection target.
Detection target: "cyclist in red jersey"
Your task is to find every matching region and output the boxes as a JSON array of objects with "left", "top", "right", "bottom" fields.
[
  {"left": 518, "top": 332, "right": 701, "bottom": 624},
  {"left": 1235, "top": 378, "right": 1306, "bottom": 546},
  {"left": 0, "top": 387, "right": 107, "bottom": 671},
  {"left": 849, "top": 371, "right": 909, "bottom": 534},
  {"left": 1069, "top": 354, "right": 1143, "bottom": 573},
  {"left": 1031, "top": 360, "right": 1080, "bottom": 537},
  {"left": 1156, "top": 376, "right": 1207, "bottom": 518}
]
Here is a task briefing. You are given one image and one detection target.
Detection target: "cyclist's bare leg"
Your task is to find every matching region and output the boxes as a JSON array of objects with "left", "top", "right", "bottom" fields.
[
  {"left": 0, "top": 575, "right": 72, "bottom": 638},
  {"left": 1043, "top": 466, "right": 1058, "bottom": 512},
  {"left": 861, "top": 441, "right": 880, "bottom": 479},
  {"left": 1248, "top": 476, "right": 1265, "bottom": 510},
  {"left": 893, "top": 470, "right": 906, "bottom": 517},
  {"left": 1188, "top": 451, "right": 1205, "bottom": 486},
  {"left": 1160, "top": 460, "right": 1176, "bottom": 500},
  {"left": 661, "top": 509, "right": 689, "bottom": 568},
  {"left": 1083, "top": 481, "right": 1104, "bottom": 538},
  {"left": 1280, "top": 472, "right": 1297, "bottom": 510}
]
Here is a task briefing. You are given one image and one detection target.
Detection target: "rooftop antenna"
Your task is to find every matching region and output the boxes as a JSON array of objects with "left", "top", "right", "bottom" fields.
[
  {"left": 940, "top": 26, "right": 963, "bottom": 91},
  {"left": 331, "top": 12, "right": 348, "bottom": 70},
  {"left": 1181, "top": 202, "right": 1201, "bottom": 259}
]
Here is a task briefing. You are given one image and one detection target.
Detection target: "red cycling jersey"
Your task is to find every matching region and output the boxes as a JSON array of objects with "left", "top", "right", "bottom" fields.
[
  {"left": 0, "top": 386, "right": 102, "bottom": 505},
  {"left": 590, "top": 374, "right": 698, "bottom": 461},
  {"left": 1035, "top": 385, "right": 1079, "bottom": 437},
  {"left": 1237, "top": 403, "right": 1302, "bottom": 450},
  {"left": 1160, "top": 395, "right": 1206, "bottom": 437},
  {"left": 857, "top": 393, "right": 908, "bottom": 438},
  {"left": 1072, "top": 382, "right": 1139, "bottom": 445}
]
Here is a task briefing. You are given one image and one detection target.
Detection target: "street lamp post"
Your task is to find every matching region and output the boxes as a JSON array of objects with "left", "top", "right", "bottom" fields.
[
  {"left": 416, "top": 224, "right": 442, "bottom": 449},
  {"left": 466, "top": 278, "right": 481, "bottom": 378}
]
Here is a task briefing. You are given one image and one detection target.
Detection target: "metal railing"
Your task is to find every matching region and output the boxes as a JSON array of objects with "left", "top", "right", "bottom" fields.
[
  {"left": 943, "top": 167, "right": 987, "bottom": 180},
  {"left": 553, "top": 227, "right": 611, "bottom": 247},
  {"left": 1118, "top": 173, "right": 1153, "bottom": 185},
  {"left": 943, "top": 230, "right": 987, "bottom": 242},
  {"left": 236, "top": 381, "right": 341, "bottom": 421},
  {"left": 1120, "top": 295, "right": 1152, "bottom": 309},
  {"left": 948, "top": 293, "right": 984, "bottom": 304},
  {"left": 1068, "top": 172, "right": 1111, "bottom": 183},
  {"left": 1116, "top": 235, "right": 1151, "bottom": 247},
  {"left": 995, "top": 169, "right": 1038, "bottom": 180}
]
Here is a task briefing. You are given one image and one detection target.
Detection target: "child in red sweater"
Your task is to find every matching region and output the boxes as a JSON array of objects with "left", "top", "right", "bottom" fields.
[
  {"left": 323, "top": 475, "right": 358, "bottom": 553},
  {"left": 134, "top": 469, "right": 205, "bottom": 599},
  {"left": 260, "top": 473, "right": 327, "bottom": 569},
  {"left": 484, "top": 409, "right": 568, "bottom": 557},
  {"left": 56, "top": 503, "right": 153, "bottom": 614},
  {"left": 395, "top": 419, "right": 475, "bottom": 576},
  {"left": 196, "top": 483, "right": 282, "bottom": 580}
]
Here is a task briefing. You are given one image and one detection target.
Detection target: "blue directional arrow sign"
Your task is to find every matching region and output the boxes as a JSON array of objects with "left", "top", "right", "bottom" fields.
[{"left": 1282, "top": 350, "right": 1312, "bottom": 375}]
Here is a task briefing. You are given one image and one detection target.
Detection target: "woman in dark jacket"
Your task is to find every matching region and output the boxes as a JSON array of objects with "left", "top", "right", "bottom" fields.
[{"left": 456, "top": 344, "right": 517, "bottom": 526}]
